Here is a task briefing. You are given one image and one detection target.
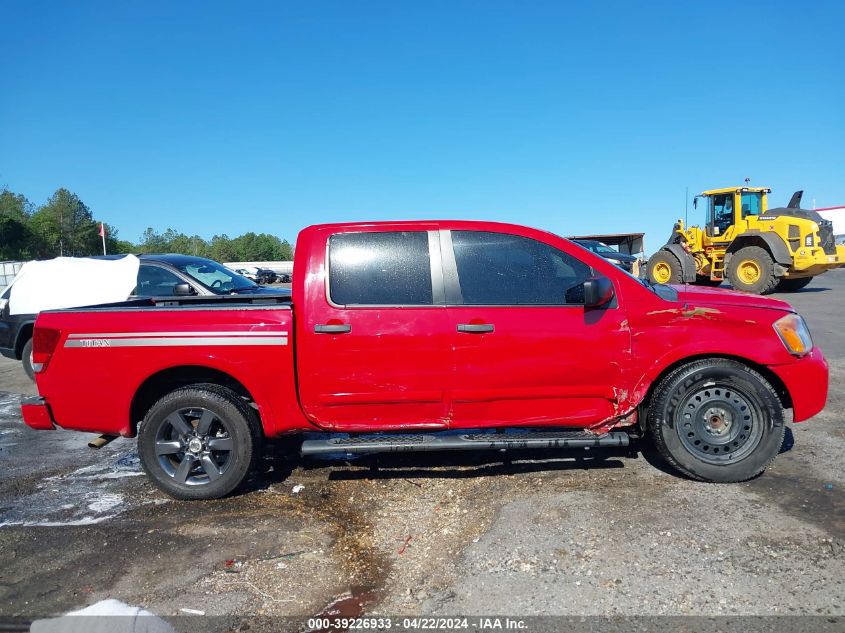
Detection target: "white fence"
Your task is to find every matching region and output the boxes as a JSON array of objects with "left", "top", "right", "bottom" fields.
[{"left": 0, "top": 261, "right": 25, "bottom": 293}]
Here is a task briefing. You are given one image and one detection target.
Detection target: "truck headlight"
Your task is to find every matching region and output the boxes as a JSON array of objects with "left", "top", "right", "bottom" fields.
[
  {"left": 805, "top": 234, "right": 814, "bottom": 247},
  {"left": 773, "top": 314, "right": 813, "bottom": 356}
]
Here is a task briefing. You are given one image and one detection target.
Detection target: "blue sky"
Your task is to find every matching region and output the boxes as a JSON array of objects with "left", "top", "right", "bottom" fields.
[{"left": 2, "top": 0, "right": 843, "bottom": 253}]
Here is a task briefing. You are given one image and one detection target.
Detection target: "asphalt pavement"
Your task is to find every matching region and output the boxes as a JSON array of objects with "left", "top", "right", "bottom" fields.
[{"left": 0, "top": 273, "right": 842, "bottom": 631}]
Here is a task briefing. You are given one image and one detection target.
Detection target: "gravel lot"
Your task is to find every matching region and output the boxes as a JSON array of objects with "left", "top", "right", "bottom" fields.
[{"left": 0, "top": 273, "right": 842, "bottom": 631}]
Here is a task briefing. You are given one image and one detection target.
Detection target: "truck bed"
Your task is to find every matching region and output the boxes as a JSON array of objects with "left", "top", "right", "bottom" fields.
[{"left": 33, "top": 297, "right": 307, "bottom": 438}]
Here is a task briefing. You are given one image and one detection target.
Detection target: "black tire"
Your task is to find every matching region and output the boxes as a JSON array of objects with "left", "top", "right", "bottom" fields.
[
  {"left": 21, "top": 338, "right": 34, "bottom": 382},
  {"left": 647, "top": 359, "right": 785, "bottom": 483},
  {"left": 693, "top": 276, "right": 723, "bottom": 287},
  {"left": 647, "top": 250, "right": 683, "bottom": 285},
  {"left": 726, "top": 245, "right": 778, "bottom": 294},
  {"left": 776, "top": 277, "right": 812, "bottom": 292},
  {"left": 138, "top": 384, "right": 262, "bottom": 500}
]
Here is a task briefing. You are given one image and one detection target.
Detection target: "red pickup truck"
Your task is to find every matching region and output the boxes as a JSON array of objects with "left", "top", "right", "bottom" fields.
[{"left": 22, "top": 221, "right": 828, "bottom": 499}]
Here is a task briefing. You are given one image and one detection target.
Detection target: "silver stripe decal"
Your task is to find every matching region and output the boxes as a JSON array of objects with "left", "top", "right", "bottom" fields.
[
  {"left": 67, "top": 331, "right": 288, "bottom": 339},
  {"left": 65, "top": 336, "right": 288, "bottom": 348}
]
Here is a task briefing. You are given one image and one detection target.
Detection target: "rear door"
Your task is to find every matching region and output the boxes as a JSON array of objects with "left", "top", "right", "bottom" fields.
[
  {"left": 296, "top": 227, "right": 452, "bottom": 431},
  {"left": 442, "top": 229, "right": 631, "bottom": 428}
]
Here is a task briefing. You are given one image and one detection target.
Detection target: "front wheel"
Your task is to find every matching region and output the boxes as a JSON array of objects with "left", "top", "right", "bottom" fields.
[
  {"left": 138, "top": 384, "right": 262, "bottom": 500},
  {"left": 647, "top": 359, "right": 785, "bottom": 483},
  {"left": 726, "top": 245, "right": 778, "bottom": 294}
]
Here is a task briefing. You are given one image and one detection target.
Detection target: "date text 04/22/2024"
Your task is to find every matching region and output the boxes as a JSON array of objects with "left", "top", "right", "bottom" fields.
[{"left": 305, "top": 617, "right": 527, "bottom": 630}]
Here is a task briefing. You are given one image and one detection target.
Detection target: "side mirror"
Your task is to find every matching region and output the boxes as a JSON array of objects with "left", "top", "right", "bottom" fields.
[
  {"left": 174, "top": 283, "right": 194, "bottom": 296},
  {"left": 583, "top": 277, "right": 614, "bottom": 308}
]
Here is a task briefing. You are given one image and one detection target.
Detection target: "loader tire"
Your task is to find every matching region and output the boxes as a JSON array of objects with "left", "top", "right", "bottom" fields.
[
  {"left": 647, "top": 250, "right": 683, "bottom": 285},
  {"left": 726, "top": 246, "right": 778, "bottom": 294},
  {"left": 776, "top": 277, "right": 812, "bottom": 292}
]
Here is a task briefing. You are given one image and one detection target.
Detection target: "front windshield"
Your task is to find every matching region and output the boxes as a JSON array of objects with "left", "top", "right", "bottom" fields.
[
  {"left": 175, "top": 259, "right": 258, "bottom": 294},
  {"left": 594, "top": 244, "right": 617, "bottom": 254}
]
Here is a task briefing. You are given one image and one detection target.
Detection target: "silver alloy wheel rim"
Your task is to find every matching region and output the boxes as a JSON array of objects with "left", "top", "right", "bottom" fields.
[
  {"left": 155, "top": 407, "right": 234, "bottom": 486},
  {"left": 676, "top": 383, "right": 765, "bottom": 465}
]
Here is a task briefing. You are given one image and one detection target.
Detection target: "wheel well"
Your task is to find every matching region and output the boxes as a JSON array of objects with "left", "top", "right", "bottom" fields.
[
  {"left": 726, "top": 236, "right": 771, "bottom": 256},
  {"left": 640, "top": 354, "right": 793, "bottom": 417},
  {"left": 129, "top": 366, "right": 257, "bottom": 436},
  {"left": 726, "top": 234, "right": 791, "bottom": 267},
  {"left": 15, "top": 323, "right": 33, "bottom": 359}
]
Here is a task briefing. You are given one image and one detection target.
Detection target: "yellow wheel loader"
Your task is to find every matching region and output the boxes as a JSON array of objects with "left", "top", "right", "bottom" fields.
[{"left": 647, "top": 186, "right": 845, "bottom": 294}]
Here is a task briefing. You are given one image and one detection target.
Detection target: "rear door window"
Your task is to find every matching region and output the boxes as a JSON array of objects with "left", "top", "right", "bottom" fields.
[
  {"left": 451, "top": 231, "right": 590, "bottom": 305},
  {"left": 329, "top": 231, "right": 433, "bottom": 305}
]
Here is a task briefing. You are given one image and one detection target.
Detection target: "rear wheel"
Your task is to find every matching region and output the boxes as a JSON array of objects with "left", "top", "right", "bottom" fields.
[
  {"left": 726, "top": 245, "right": 778, "bottom": 294},
  {"left": 647, "top": 359, "right": 785, "bottom": 483},
  {"left": 21, "top": 338, "right": 34, "bottom": 381},
  {"left": 776, "top": 277, "right": 812, "bottom": 292},
  {"left": 138, "top": 384, "right": 262, "bottom": 500},
  {"left": 647, "top": 250, "right": 683, "bottom": 285}
]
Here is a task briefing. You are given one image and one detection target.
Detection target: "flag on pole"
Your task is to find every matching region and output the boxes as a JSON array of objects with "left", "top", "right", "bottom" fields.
[{"left": 99, "top": 222, "right": 107, "bottom": 255}]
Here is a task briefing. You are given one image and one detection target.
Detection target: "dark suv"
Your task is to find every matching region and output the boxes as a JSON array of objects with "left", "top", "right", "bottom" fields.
[
  {"left": 255, "top": 268, "right": 278, "bottom": 284},
  {"left": 0, "top": 254, "right": 289, "bottom": 380}
]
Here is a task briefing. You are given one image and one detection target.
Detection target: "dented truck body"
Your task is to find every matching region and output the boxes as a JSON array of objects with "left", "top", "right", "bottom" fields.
[{"left": 22, "top": 220, "right": 829, "bottom": 498}]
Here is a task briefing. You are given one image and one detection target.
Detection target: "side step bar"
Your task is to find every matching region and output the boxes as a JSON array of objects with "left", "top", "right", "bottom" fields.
[{"left": 300, "top": 430, "right": 629, "bottom": 456}]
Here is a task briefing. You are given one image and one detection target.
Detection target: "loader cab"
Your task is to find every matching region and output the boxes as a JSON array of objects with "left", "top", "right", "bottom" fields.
[{"left": 697, "top": 187, "right": 770, "bottom": 241}]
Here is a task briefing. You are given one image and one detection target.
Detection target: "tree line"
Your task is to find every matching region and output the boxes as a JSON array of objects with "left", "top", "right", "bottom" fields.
[{"left": 0, "top": 187, "right": 294, "bottom": 262}]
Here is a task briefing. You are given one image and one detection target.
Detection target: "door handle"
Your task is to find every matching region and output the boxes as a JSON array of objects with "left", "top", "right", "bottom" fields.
[
  {"left": 457, "top": 323, "right": 494, "bottom": 333},
  {"left": 314, "top": 324, "right": 352, "bottom": 334}
]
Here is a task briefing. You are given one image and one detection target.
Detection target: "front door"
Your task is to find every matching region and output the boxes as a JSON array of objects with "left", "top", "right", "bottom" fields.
[
  {"left": 442, "top": 229, "right": 631, "bottom": 429},
  {"left": 296, "top": 227, "right": 452, "bottom": 431},
  {"left": 707, "top": 193, "right": 736, "bottom": 241}
]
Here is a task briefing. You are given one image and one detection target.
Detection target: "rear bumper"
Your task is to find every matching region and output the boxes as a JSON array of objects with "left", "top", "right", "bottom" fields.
[
  {"left": 769, "top": 347, "right": 829, "bottom": 422},
  {"left": 21, "top": 396, "right": 56, "bottom": 431}
]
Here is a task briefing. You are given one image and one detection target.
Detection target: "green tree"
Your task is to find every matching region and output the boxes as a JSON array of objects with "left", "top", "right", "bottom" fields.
[
  {"left": 208, "top": 234, "right": 238, "bottom": 263},
  {"left": 137, "top": 227, "right": 168, "bottom": 253},
  {"left": 230, "top": 232, "right": 294, "bottom": 260},
  {"left": 0, "top": 188, "right": 37, "bottom": 259},
  {"left": 30, "top": 189, "right": 100, "bottom": 257}
]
